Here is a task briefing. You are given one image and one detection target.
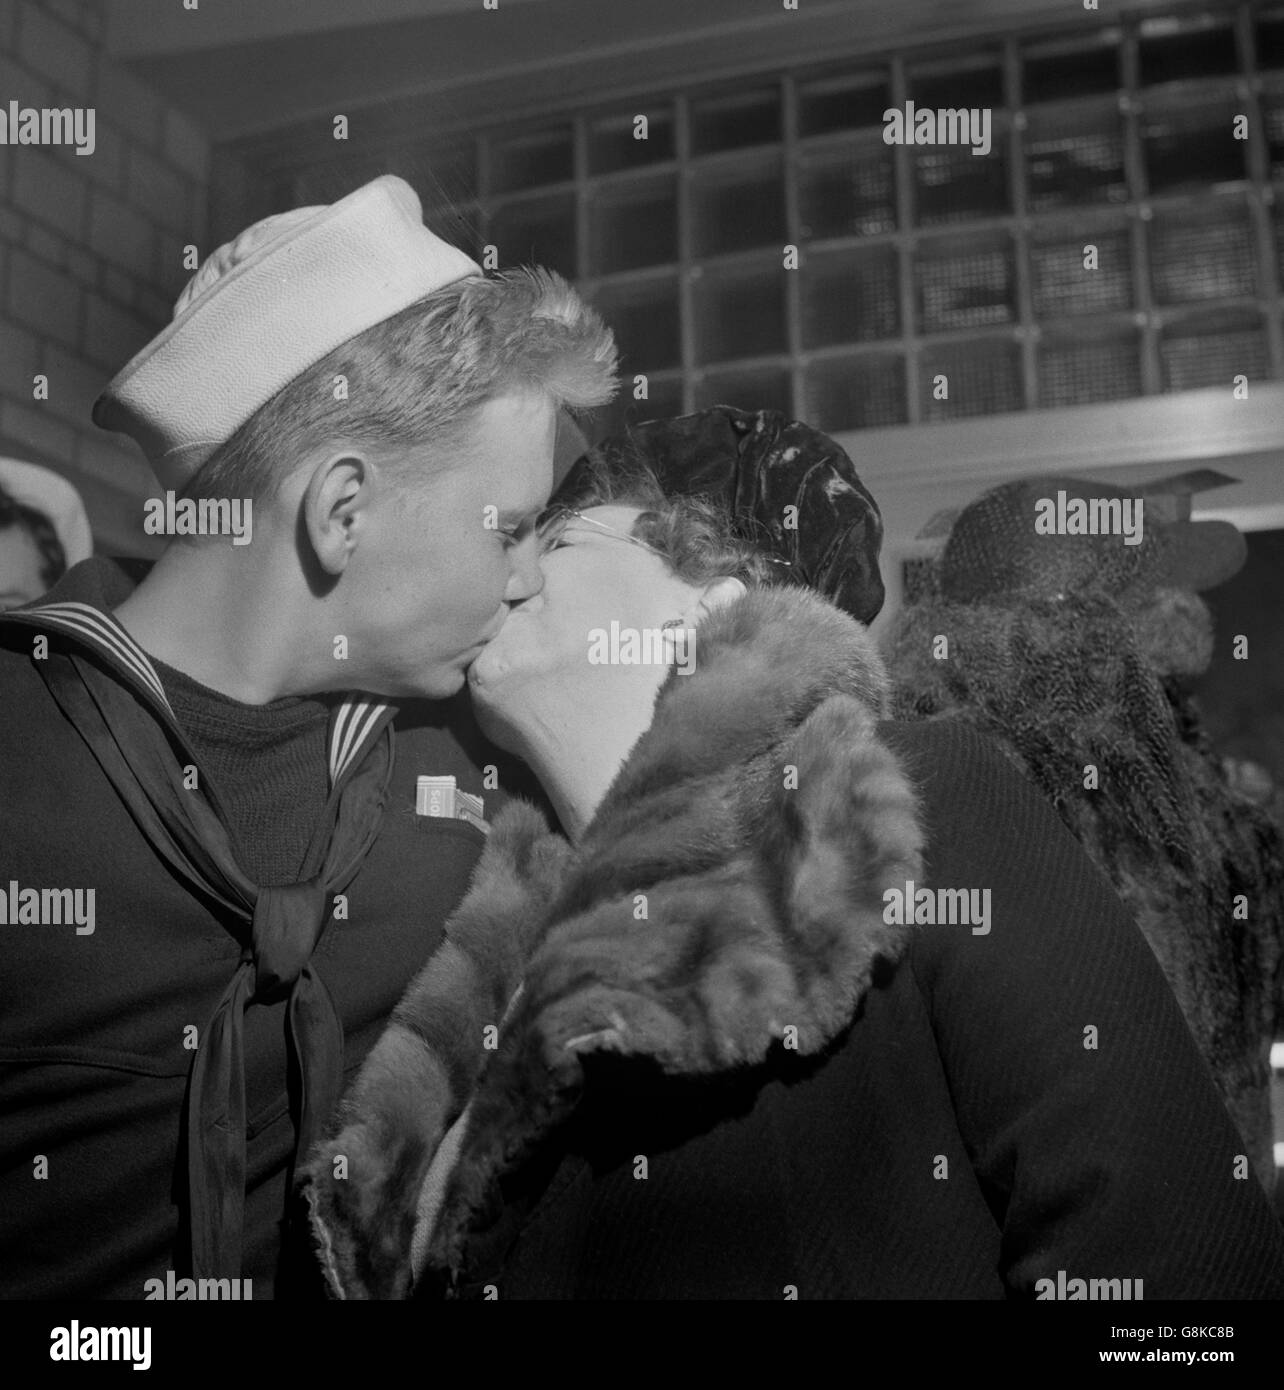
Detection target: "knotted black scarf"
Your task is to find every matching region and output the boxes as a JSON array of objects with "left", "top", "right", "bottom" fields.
[{"left": 15, "top": 600, "right": 396, "bottom": 1281}]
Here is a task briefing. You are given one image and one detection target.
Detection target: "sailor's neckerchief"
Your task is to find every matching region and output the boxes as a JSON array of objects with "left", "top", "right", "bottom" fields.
[{"left": 1, "top": 557, "right": 397, "bottom": 1281}]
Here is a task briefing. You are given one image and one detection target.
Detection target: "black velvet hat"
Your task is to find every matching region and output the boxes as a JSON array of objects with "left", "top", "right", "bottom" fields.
[{"left": 556, "top": 406, "right": 886, "bottom": 625}]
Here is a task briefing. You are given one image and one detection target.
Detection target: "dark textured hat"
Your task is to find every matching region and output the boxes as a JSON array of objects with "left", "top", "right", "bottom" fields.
[
  {"left": 559, "top": 406, "right": 886, "bottom": 624},
  {"left": 940, "top": 474, "right": 1246, "bottom": 604}
]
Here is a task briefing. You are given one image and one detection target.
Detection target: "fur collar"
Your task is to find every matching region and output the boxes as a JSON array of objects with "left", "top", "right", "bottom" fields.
[{"left": 303, "top": 585, "right": 924, "bottom": 1297}]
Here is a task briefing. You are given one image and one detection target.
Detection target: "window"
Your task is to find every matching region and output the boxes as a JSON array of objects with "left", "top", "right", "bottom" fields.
[{"left": 422, "top": 4, "right": 1284, "bottom": 438}]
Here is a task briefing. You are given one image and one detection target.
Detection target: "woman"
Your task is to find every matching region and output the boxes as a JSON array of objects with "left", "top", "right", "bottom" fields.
[
  {"left": 887, "top": 475, "right": 1283, "bottom": 1194},
  {"left": 304, "top": 457, "right": 1284, "bottom": 1300}
]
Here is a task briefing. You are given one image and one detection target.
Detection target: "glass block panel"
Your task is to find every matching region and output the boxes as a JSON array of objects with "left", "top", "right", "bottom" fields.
[
  {"left": 1264, "top": 86, "right": 1284, "bottom": 179},
  {"left": 693, "top": 263, "right": 786, "bottom": 364},
  {"left": 1025, "top": 100, "right": 1127, "bottom": 210},
  {"left": 1141, "top": 93, "right": 1247, "bottom": 194},
  {"left": 588, "top": 108, "right": 675, "bottom": 173},
  {"left": 804, "top": 354, "right": 908, "bottom": 430},
  {"left": 691, "top": 88, "right": 780, "bottom": 154},
  {"left": 1038, "top": 328, "right": 1142, "bottom": 407},
  {"left": 908, "top": 59, "right": 1004, "bottom": 113},
  {"left": 1160, "top": 313, "right": 1269, "bottom": 391},
  {"left": 914, "top": 131, "right": 1010, "bottom": 225},
  {"left": 916, "top": 233, "right": 1015, "bottom": 334},
  {"left": 696, "top": 363, "right": 792, "bottom": 417},
  {"left": 1139, "top": 21, "right": 1239, "bottom": 86},
  {"left": 490, "top": 194, "right": 576, "bottom": 276},
  {"left": 1276, "top": 205, "right": 1284, "bottom": 286},
  {"left": 489, "top": 126, "right": 573, "bottom": 194},
  {"left": 920, "top": 337, "right": 1024, "bottom": 421},
  {"left": 691, "top": 156, "right": 784, "bottom": 257},
  {"left": 1258, "top": 12, "right": 1284, "bottom": 71},
  {"left": 428, "top": 203, "right": 483, "bottom": 259},
  {"left": 390, "top": 140, "right": 477, "bottom": 208},
  {"left": 797, "top": 72, "right": 890, "bottom": 136},
  {"left": 1022, "top": 37, "right": 1120, "bottom": 103},
  {"left": 1030, "top": 222, "right": 1132, "bottom": 317},
  {"left": 801, "top": 246, "right": 900, "bottom": 348},
  {"left": 591, "top": 277, "right": 681, "bottom": 374},
  {"left": 588, "top": 177, "right": 678, "bottom": 274},
  {"left": 798, "top": 140, "right": 896, "bottom": 239},
  {"left": 1150, "top": 200, "right": 1258, "bottom": 304},
  {"left": 591, "top": 374, "right": 686, "bottom": 444}
]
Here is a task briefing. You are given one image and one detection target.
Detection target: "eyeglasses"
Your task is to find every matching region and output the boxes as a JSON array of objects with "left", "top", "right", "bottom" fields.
[
  {"left": 536, "top": 507, "right": 670, "bottom": 559},
  {"left": 537, "top": 505, "right": 792, "bottom": 568}
]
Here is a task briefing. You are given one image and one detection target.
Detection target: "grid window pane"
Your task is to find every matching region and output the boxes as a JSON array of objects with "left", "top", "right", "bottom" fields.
[
  {"left": 797, "top": 72, "right": 890, "bottom": 136},
  {"left": 1023, "top": 39, "right": 1120, "bottom": 103},
  {"left": 489, "top": 127, "right": 573, "bottom": 194},
  {"left": 1258, "top": 13, "right": 1284, "bottom": 71},
  {"left": 1038, "top": 329, "right": 1142, "bottom": 407},
  {"left": 1160, "top": 314, "right": 1268, "bottom": 391},
  {"left": 914, "top": 134, "right": 1010, "bottom": 225},
  {"left": 691, "top": 88, "right": 780, "bottom": 154},
  {"left": 798, "top": 141, "right": 896, "bottom": 239},
  {"left": 591, "top": 374, "right": 686, "bottom": 443},
  {"left": 1025, "top": 101, "right": 1127, "bottom": 211},
  {"left": 691, "top": 157, "right": 785, "bottom": 256},
  {"left": 589, "top": 177, "right": 678, "bottom": 274},
  {"left": 916, "top": 234, "right": 1015, "bottom": 334},
  {"left": 1150, "top": 201, "right": 1258, "bottom": 304},
  {"left": 908, "top": 59, "right": 1004, "bottom": 113},
  {"left": 591, "top": 278, "right": 681, "bottom": 374},
  {"left": 696, "top": 364, "right": 792, "bottom": 417},
  {"left": 427, "top": 203, "right": 483, "bottom": 259},
  {"left": 1276, "top": 205, "right": 1284, "bottom": 287},
  {"left": 693, "top": 264, "right": 786, "bottom": 363},
  {"left": 1141, "top": 93, "right": 1247, "bottom": 194},
  {"left": 804, "top": 354, "right": 908, "bottom": 430},
  {"left": 1031, "top": 224, "right": 1133, "bottom": 316},
  {"left": 801, "top": 246, "right": 900, "bottom": 348},
  {"left": 588, "top": 108, "right": 675, "bottom": 173},
  {"left": 1264, "top": 86, "right": 1284, "bottom": 180},
  {"left": 921, "top": 338, "right": 1023, "bottom": 420},
  {"left": 1139, "top": 22, "right": 1239, "bottom": 86},
  {"left": 490, "top": 194, "right": 576, "bottom": 276}
]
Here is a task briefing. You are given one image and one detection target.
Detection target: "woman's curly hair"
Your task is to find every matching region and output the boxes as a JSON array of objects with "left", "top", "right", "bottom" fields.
[{"left": 546, "top": 445, "right": 780, "bottom": 589}]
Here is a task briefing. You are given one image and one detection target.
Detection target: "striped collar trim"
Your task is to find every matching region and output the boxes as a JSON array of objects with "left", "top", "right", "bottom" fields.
[
  {"left": 329, "top": 698, "right": 395, "bottom": 786},
  {"left": 19, "top": 600, "right": 175, "bottom": 718},
  {"left": 13, "top": 600, "right": 393, "bottom": 787}
]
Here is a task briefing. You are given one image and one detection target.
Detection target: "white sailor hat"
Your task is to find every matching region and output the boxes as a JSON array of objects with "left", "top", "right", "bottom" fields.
[{"left": 93, "top": 175, "right": 483, "bottom": 491}]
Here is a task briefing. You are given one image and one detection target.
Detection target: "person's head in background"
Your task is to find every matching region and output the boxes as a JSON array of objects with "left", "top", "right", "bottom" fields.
[
  {"left": 0, "top": 483, "right": 66, "bottom": 610},
  {"left": 99, "top": 178, "right": 618, "bottom": 703}
]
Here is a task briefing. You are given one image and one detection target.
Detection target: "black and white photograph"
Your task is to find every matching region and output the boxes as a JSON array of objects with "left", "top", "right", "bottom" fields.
[{"left": 1, "top": 0, "right": 1283, "bottom": 1368}]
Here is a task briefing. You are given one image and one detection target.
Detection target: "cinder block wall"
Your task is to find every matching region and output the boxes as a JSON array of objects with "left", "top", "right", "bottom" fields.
[{"left": 0, "top": 0, "right": 215, "bottom": 555}]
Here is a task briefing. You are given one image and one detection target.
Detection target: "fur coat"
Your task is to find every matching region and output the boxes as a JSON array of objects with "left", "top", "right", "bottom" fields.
[{"left": 303, "top": 585, "right": 924, "bottom": 1298}]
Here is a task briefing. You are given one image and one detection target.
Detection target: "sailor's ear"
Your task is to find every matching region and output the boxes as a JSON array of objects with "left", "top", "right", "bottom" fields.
[{"left": 300, "top": 451, "right": 373, "bottom": 577}]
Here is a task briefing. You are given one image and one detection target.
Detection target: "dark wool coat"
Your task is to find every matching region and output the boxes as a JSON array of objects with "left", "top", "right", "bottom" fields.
[
  {"left": 305, "top": 585, "right": 1284, "bottom": 1300},
  {"left": 0, "top": 558, "right": 520, "bottom": 1299}
]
